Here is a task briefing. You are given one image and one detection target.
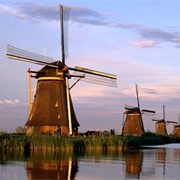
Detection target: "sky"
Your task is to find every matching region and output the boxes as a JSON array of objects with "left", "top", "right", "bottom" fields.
[{"left": 1, "top": 0, "right": 180, "bottom": 134}]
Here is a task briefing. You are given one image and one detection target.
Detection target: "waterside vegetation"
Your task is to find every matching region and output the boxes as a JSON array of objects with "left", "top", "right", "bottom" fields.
[{"left": 0, "top": 132, "right": 180, "bottom": 152}]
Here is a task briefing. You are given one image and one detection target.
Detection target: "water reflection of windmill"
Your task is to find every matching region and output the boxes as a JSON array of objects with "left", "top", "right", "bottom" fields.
[
  {"left": 156, "top": 148, "right": 166, "bottom": 178},
  {"left": 122, "top": 84, "right": 155, "bottom": 136},
  {"left": 125, "top": 151, "right": 143, "bottom": 179},
  {"left": 6, "top": 5, "right": 117, "bottom": 136},
  {"left": 26, "top": 154, "right": 78, "bottom": 180},
  {"left": 172, "top": 114, "right": 180, "bottom": 136},
  {"left": 152, "top": 105, "right": 177, "bottom": 135}
]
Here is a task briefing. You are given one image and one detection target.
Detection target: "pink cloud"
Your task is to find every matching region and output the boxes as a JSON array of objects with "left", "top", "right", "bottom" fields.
[
  {"left": 0, "top": 99, "right": 20, "bottom": 105},
  {"left": 131, "top": 40, "right": 158, "bottom": 48}
]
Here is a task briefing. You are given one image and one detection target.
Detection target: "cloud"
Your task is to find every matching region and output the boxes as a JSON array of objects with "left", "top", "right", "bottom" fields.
[
  {"left": 0, "top": 99, "right": 20, "bottom": 105},
  {"left": 0, "top": 3, "right": 105, "bottom": 24},
  {"left": 121, "top": 85, "right": 180, "bottom": 102},
  {"left": 131, "top": 40, "right": 158, "bottom": 48},
  {"left": 70, "top": 6, "right": 106, "bottom": 25},
  {"left": 140, "top": 28, "right": 180, "bottom": 42},
  {"left": 0, "top": 3, "right": 59, "bottom": 22},
  {"left": 1, "top": 3, "right": 180, "bottom": 48},
  {"left": 130, "top": 28, "right": 180, "bottom": 48}
]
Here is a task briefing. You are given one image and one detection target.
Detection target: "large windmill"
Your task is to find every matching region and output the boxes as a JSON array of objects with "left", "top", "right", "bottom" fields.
[
  {"left": 122, "top": 84, "right": 155, "bottom": 136},
  {"left": 152, "top": 105, "right": 177, "bottom": 135},
  {"left": 6, "top": 5, "right": 117, "bottom": 136}
]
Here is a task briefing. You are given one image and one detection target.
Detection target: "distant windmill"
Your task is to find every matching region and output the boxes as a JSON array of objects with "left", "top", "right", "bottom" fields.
[
  {"left": 152, "top": 105, "right": 177, "bottom": 135},
  {"left": 122, "top": 84, "right": 155, "bottom": 136},
  {"left": 172, "top": 114, "right": 180, "bottom": 136},
  {"left": 6, "top": 5, "right": 117, "bottom": 136}
]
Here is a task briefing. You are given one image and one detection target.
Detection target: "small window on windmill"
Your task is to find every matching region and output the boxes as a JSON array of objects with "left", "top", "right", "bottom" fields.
[
  {"left": 58, "top": 113, "right": 60, "bottom": 119},
  {"left": 55, "top": 101, "right": 58, "bottom": 107},
  {"left": 34, "top": 126, "right": 38, "bottom": 133}
]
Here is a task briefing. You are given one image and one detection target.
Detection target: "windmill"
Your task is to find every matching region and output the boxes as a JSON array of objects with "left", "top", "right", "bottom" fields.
[
  {"left": 172, "top": 114, "right": 180, "bottom": 136},
  {"left": 6, "top": 5, "right": 117, "bottom": 136},
  {"left": 122, "top": 84, "right": 155, "bottom": 136},
  {"left": 152, "top": 105, "right": 177, "bottom": 135}
]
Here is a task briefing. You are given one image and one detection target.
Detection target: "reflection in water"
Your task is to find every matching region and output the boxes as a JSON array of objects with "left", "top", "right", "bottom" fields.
[
  {"left": 25, "top": 152, "right": 78, "bottom": 180},
  {"left": 1, "top": 145, "right": 180, "bottom": 179},
  {"left": 125, "top": 150, "right": 143, "bottom": 179},
  {"left": 156, "top": 148, "right": 166, "bottom": 176},
  {"left": 174, "top": 148, "right": 180, "bottom": 162},
  {"left": 0, "top": 150, "right": 25, "bottom": 164},
  {"left": 156, "top": 148, "right": 166, "bottom": 164}
]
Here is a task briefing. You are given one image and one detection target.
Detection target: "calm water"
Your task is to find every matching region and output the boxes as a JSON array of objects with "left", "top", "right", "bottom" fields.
[{"left": 1, "top": 144, "right": 180, "bottom": 180}]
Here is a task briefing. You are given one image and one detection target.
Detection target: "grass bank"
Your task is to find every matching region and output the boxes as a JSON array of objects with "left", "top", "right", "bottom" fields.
[
  {"left": 0, "top": 134, "right": 139, "bottom": 152},
  {"left": 0, "top": 132, "right": 180, "bottom": 152}
]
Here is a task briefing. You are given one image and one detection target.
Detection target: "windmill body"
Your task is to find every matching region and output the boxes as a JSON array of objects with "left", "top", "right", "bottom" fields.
[
  {"left": 172, "top": 114, "right": 180, "bottom": 136},
  {"left": 122, "top": 84, "right": 155, "bottom": 136},
  {"left": 172, "top": 125, "right": 180, "bottom": 136},
  {"left": 152, "top": 105, "right": 177, "bottom": 136},
  {"left": 25, "top": 63, "right": 79, "bottom": 135},
  {"left": 122, "top": 107, "right": 144, "bottom": 136},
  {"left": 6, "top": 5, "right": 117, "bottom": 136},
  {"left": 152, "top": 119, "right": 177, "bottom": 136},
  {"left": 153, "top": 119, "right": 167, "bottom": 136}
]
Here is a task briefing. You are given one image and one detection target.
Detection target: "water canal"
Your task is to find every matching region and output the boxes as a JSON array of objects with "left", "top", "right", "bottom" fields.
[{"left": 0, "top": 144, "right": 180, "bottom": 179}]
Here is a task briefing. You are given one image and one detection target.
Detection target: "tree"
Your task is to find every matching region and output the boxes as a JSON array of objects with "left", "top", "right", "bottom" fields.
[
  {"left": 110, "top": 129, "right": 115, "bottom": 135},
  {"left": 15, "top": 126, "right": 27, "bottom": 133}
]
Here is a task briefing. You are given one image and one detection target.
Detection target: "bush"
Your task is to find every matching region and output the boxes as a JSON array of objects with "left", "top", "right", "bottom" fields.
[{"left": 123, "top": 135, "right": 141, "bottom": 150}]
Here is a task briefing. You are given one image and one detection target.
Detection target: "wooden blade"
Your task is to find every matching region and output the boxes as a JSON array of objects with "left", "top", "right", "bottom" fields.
[
  {"left": 135, "top": 84, "right": 140, "bottom": 110},
  {"left": 152, "top": 119, "right": 164, "bottom": 122},
  {"left": 141, "top": 109, "right": 155, "bottom": 113},
  {"left": 60, "top": 5, "right": 70, "bottom": 64},
  {"left": 166, "top": 121, "right": 178, "bottom": 124},
  {"left": 72, "top": 66, "right": 117, "bottom": 79},
  {"left": 71, "top": 66, "right": 117, "bottom": 87},
  {"left": 6, "top": 44, "right": 57, "bottom": 68}
]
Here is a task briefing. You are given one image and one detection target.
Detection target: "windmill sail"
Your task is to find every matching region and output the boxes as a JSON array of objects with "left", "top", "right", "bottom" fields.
[
  {"left": 7, "top": 44, "right": 117, "bottom": 87},
  {"left": 7, "top": 44, "right": 57, "bottom": 68},
  {"left": 60, "top": 5, "right": 70, "bottom": 63},
  {"left": 72, "top": 66, "right": 117, "bottom": 87}
]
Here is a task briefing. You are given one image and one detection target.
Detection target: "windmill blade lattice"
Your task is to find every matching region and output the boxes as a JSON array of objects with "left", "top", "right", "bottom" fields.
[
  {"left": 60, "top": 5, "right": 70, "bottom": 63},
  {"left": 7, "top": 44, "right": 56, "bottom": 67},
  {"left": 72, "top": 66, "right": 117, "bottom": 87}
]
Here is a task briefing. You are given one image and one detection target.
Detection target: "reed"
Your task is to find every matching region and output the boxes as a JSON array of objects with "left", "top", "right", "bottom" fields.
[
  {"left": 1, "top": 133, "right": 180, "bottom": 152},
  {"left": 0, "top": 134, "right": 129, "bottom": 152},
  {"left": 0, "top": 133, "right": 28, "bottom": 151}
]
